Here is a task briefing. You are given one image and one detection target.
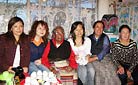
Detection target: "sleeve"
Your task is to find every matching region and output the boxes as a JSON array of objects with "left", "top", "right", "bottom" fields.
[
  {"left": 110, "top": 43, "right": 121, "bottom": 67},
  {"left": 0, "top": 36, "right": 9, "bottom": 72},
  {"left": 129, "top": 43, "right": 138, "bottom": 72},
  {"left": 97, "top": 36, "right": 110, "bottom": 60},
  {"left": 21, "top": 37, "right": 30, "bottom": 67},
  {"left": 41, "top": 41, "right": 51, "bottom": 68},
  {"left": 68, "top": 48, "right": 78, "bottom": 69}
]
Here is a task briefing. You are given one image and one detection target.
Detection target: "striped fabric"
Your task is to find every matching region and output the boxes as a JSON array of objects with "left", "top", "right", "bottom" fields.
[
  {"left": 60, "top": 76, "right": 77, "bottom": 85},
  {"left": 58, "top": 69, "right": 77, "bottom": 85},
  {"left": 51, "top": 62, "right": 78, "bottom": 85}
]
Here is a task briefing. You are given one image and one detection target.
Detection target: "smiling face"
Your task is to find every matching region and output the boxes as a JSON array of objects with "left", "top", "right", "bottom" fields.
[
  {"left": 94, "top": 22, "right": 104, "bottom": 38},
  {"left": 74, "top": 24, "right": 84, "bottom": 38},
  {"left": 36, "top": 24, "right": 46, "bottom": 38},
  {"left": 120, "top": 27, "right": 130, "bottom": 41},
  {"left": 11, "top": 21, "right": 23, "bottom": 37}
]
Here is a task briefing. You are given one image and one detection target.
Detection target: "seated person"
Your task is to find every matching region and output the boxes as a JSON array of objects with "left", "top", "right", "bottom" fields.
[
  {"left": 28, "top": 20, "right": 50, "bottom": 74},
  {"left": 88, "top": 20, "right": 121, "bottom": 85},
  {"left": 0, "top": 17, "right": 30, "bottom": 84},
  {"left": 68, "top": 21, "right": 95, "bottom": 85},
  {"left": 41, "top": 26, "right": 78, "bottom": 85},
  {"left": 0, "top": 17, "right": 30, "bottom": 75},
  {"left": 110, "top": 25, "right": 138, "bottom": 85}
]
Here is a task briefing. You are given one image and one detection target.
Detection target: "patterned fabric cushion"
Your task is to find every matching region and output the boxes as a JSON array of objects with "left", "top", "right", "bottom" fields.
[
  {"left": 58, "top": 70, "right": 77, "bottom": 85},
  {"left": 50, "top": 61, "right": 78, "bottom": 85}
]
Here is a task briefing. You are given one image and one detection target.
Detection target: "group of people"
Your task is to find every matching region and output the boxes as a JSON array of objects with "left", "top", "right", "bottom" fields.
[{"left": 0, "top": 16, "right": 138, "bottom": 85}]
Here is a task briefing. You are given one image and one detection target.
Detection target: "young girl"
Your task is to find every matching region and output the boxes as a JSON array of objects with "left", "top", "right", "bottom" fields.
[{"left": 28, "top": 20, "right": 49, "bottom": 74}]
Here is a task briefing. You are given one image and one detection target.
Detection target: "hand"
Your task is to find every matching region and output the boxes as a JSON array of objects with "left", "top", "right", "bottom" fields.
[
  {"left": 49, "top": 67, "right": 58, "bottom": 74},
  {"left": 117, "top": 66, "right": 124, "bottom": 74},
  {"left": 88, "top": 55, "right": 98, "bottom": 63},
  {"left": 126, "top": 70, "right": 131, "bottom": 78},
  {"left": 75, "top": 54, "right": 80, "bottom": 60},
  {"left": 65, "top": 66, "right": 73, "bottom": 72},
  {"left": 8, "top": 66, "right": 15, "bottom": 73},
  {"left": 23, "top": 67, "right": 28, "bottom": 73},
  {"left": 34, "top": 59, "right": 41, "bottom": 65}
]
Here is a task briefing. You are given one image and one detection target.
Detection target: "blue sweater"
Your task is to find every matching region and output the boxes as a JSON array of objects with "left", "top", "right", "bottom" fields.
[{"left": 30, "top": 42, "right": 45, "bottom": 62}]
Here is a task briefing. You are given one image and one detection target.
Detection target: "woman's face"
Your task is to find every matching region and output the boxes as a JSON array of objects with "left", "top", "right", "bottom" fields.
[
  {"left": 74, "top": 24, "right": 83, "bottom": 37},
  {"left": 94, "top": 22, "right": 103, "bottom": 37},
  {"left": 120, "top": 27, "right": 130, "bottom": 41},
  {"left": 11, "top": 21, "right": 23, "bottom": 37},
  {"left": 36, "top": 24, "right": 46, "bottom": 37}
]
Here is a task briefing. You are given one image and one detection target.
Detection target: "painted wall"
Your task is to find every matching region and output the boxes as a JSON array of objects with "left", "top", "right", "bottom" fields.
[
  {"left": 0, "top": 0, "right": 97, "bottom": 38},
  {"left": 0, "top": 0, "right": 137, "bottom": 43},
  {"left": 98, "top": 0, "right": 138, "bottom": 44}
]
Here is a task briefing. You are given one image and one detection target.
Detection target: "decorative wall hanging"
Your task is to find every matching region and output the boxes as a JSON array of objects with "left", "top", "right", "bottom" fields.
[{"left": 102, "top": 14, "right": 118, "bottom": 34}]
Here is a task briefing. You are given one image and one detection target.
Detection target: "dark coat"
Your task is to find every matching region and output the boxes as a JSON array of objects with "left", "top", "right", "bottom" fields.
[{"left": 0, "top": 32, "right": 30, "bottom": 73}]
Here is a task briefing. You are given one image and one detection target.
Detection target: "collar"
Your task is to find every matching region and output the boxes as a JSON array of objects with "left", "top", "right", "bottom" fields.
[
  {"left": 32, "top": 38, "right": 44, "bottom": 46},
  {"left": 52, "top": 38, "right": 64, "bottom": 48}
]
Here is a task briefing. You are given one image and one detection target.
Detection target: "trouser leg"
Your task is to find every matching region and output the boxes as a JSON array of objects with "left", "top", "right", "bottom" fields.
[
  {"left": 118, "top": 74, "right": 127, "bottom": 85},
  {"left": 132, "top": 65, "right": 138, "bottom": 85},
  {"left": 87, "top": 63, "right": 95, "bottom": 85},
  {"left": 78, "top": 65, "right": 87, "bottom": 84}
]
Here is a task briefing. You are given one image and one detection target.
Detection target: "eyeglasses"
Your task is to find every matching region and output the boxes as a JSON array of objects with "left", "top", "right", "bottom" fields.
[{"left": 54, "top": 31, "right": 64, "bottom": 35}]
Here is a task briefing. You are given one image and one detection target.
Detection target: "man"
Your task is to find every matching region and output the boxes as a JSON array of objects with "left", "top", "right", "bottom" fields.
[
  {"left": 88, "top": 20, "right": 121, "bottom": 85},
  {"left": 41, "top": 26, "right": 78, "bottom": 85}
]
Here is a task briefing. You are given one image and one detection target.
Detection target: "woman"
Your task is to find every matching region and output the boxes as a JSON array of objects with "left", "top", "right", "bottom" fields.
[
  {"left": 111, "top": 25, "right": 138, "bottom": 85},
  {"left": 28, "top": 20, "right": 50, "bottom": 74},
  {"left": 68, "top": 21, "right": 95, "bottom": 85},
  {"left": 0, "top": 16, "right": 30, "bottom": 73}
]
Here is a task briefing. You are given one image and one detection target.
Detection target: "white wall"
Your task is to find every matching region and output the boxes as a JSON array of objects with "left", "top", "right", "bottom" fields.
[{"left": 97, "top": 0, "right": 115, "bottom": 20}]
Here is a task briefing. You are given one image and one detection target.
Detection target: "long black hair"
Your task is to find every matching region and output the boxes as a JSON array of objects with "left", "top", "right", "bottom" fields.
[
  {"left": 5, "top": 16, "right": 27, "bottom": 44},
  {"left": 70, "top": 21, "right": 85, "bottom": 45}
]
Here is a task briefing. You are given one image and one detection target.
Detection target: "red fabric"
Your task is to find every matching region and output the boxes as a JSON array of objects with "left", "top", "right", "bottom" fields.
[
  {"left": 41, "top": 41, "right": 51, "bottom": 68},
  {"left": 41, "top": 39, "right": 78, "bottom": 69},
  {"left": 20, "top": 73, "right": 29, "bottom": 85},
  {"left": 69, "top": 48, "right": 78, "bottom": 69},
  {"left": 20, "top": 79, "right": 25, "bottom": 85}
]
